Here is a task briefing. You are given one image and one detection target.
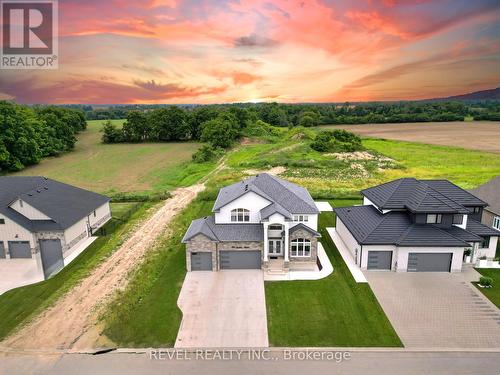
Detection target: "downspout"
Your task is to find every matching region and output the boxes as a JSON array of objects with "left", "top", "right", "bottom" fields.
[{"left": 360, "top": 244, "right": 363, "bottom": 267}]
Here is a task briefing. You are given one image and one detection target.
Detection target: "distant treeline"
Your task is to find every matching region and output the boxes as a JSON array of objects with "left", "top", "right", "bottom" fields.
[
  {"left": 81, "top": 101, "right": 500, "bottom": 124},
  {"left": 0, "top": 101, "right": 86, "bottom": 172}
]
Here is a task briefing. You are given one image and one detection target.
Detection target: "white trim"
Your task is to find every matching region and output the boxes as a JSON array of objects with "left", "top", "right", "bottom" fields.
[{"left": 493, "top": 216, "right": 500, "bottom": 231}]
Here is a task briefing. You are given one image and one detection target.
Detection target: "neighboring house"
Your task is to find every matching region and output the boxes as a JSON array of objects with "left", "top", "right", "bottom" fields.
[
  {"left": 335, "top": 178, "right": 499, "bottom": 272},
  {"left": 182, "top": 173, "right": 320, "bottom": 272},
  {"left": 469, "top": 176, "right": 500, "bottom": 231},
  {"left": 0, "top": 176, "right": 111, "bottom": 280}
]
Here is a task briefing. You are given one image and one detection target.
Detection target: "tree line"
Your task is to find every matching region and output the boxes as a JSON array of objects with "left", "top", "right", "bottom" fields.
[{"left": 0, "top": 101, "right": 86, "bottom": 172}]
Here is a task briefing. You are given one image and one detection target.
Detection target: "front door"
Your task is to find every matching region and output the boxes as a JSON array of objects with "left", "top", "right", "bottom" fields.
[{"left": 268, "top": 240, "right": 283, "bottom": 256}]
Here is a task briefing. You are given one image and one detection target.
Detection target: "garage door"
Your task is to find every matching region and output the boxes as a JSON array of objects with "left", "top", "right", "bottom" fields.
[
  {"left": 220, "top": 250, "right": 261, "bottom": 270},
  {"left": 8, "top": 241, "right": 32, "bottom": 258},
  {"left": 39, "top": 239, "right": 64, "bottom": 279},
  {"left": 408, "top": 253, "right": 452, "bottom": 272},
  {"left": 367, "top": 251, "right": 392, "bottom": 270},
  {"left": 0, "top": 242, "right": 5, "bottom": 259},
  {"left": 191, "top": 252, "right": 213, "bottom": 271}
]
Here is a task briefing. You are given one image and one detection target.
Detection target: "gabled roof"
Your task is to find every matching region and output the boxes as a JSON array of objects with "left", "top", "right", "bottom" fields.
[
  {"left": 289, "top": 223, "right": 321, "bottom": 237},
  {"left": 213, "top": 173, "right": 318, "bottom": 214},
  {"left": 362, "top": 178, "right": 481, "bottom": 214},
  {"left": 260, "top": 202, "right": 293, "bottom": 220},
  {"left": 0, "top": 176, "right": 110, "bottom": 232},
  {"left": 182, "top": 216, "right": 263, "bottom": 243},
  {"left": 469, "top": 176, "right": 500, "bottom": 216},
  {"left": 335, "top": 205, "right": 477, "bottom": 247}
]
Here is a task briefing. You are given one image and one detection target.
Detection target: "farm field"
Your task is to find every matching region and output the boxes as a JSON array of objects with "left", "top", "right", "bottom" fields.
[
  {"left": 320, "top": 121, "right": 500, "bottom": 154},
  {"left": 13, "top": 120, "right": 209, "bottom": 196}
]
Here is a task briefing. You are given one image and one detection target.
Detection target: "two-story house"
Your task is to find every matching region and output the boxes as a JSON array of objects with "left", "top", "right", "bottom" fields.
[
  {"left": 182, "top": 173, "right": 320, "bottom": 272},
  {"left": 335, "top": 178, "right": 499, "bottom": 272}
]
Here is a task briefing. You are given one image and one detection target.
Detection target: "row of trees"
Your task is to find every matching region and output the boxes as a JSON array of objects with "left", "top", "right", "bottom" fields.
[{"left": 0, "top": 101, "right": 86, "bottom": 172}]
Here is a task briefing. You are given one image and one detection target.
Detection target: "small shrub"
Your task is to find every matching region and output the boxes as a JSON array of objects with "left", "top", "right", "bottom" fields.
[
  {"left": 192, "top": 144, "right": 224, "bottom": 163},
  {"left": 479, "top": 276, "right": 493, "bottom": 287}
]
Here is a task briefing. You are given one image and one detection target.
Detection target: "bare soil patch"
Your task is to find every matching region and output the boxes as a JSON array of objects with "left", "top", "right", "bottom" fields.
[
  {"left": 322, "top": 122, "right": 500, "bottom": 154},
  {"left": 2, "top": 184, "right": 205, "bottom": 351},
  {"left": 244, "top": 166, "right": 287, "bottom": 176}
]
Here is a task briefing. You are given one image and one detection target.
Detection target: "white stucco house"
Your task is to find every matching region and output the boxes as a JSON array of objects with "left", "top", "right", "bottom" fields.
[
  {"left": 335, "top": 178, "right": 499, "bottom": 272},
  {"left": 182, "top": 173, "right": 321, "bottom": 273},
  {"left": 0, "top": 176, "right": 111, "bottom": 293}
]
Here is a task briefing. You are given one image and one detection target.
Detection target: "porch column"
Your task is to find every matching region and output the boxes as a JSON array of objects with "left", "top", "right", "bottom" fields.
[
  {"left": 284, "top": 223, "right": 289, "bottom": 262},
  {"left": 263, "top": 222, "right": 269, "bottom": 261}
]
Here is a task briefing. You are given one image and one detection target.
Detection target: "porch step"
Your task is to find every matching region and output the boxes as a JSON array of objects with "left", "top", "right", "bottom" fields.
[{"left": 267, "top": 269, "right": 288, "bottom": 275}]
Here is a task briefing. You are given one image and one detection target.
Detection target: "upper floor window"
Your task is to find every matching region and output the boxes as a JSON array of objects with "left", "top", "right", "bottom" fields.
[
  {"left": 493, "top": 216, "right": 500, "bottom": 230},
  {"left": 231, "top": 208, "right": 250, "bottom": 222},
  {"left": 268, "top": 224, "right": 283, "bottom": 230},
  {"left": 93, "top": 210, "right": 97, "bottom": 217},
  {"left": 19, "top": 200, "right": 23, "bottom": 208},
  {"left": 452, "top": 214, "right": 463, "bottom": 225},
  {"left": 291, "top": 238, "right": 311, "bottom": 257},
  {"left": 426, "top": 214, "right": 442, "bottom": 224},
  {"left": 0, "top": 219, "right": 5, "bottom": 225},
  {"left": 471, "top": 207, "right": 481, "bottom": 214},
  {"left": 293, "top": 215, "right": 309, "bottom": 222}
]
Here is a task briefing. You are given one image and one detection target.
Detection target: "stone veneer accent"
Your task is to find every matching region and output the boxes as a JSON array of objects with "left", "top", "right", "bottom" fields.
[
  {"left": 185, "top": 234, "right": 217, "bottom": 271},
  {"left": 34, "top": 231, "right": 66, "bottom": 255},
  {"left": 288, "top": 228, "right": 318, "bottom": 263}
]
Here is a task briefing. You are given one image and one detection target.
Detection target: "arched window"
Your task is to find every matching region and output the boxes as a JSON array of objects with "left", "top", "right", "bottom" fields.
[
  {"left": 231, "top": 208, "right": 250, "bottom": 222},
  {"left": 291, "top": 238, "right": 311, "bottom": 257}
]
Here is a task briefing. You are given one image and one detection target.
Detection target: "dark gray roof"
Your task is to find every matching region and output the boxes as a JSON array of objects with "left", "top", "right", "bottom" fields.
[
  {"left": 289, "top": 223, "right": 321, "bottom": 237},
  {"left": 469, "top": 176, "right": 500, "bottom": 216},
  {"left": 335, "top": 205, "right": 474, "bottom": 247},
  {"left": 182, "top": 216, "right": 263, "bottom": 243},
  {"left": 0, "top": 176, "right": 110, "bottom": 232},
  {"left": 362, "top": 178, "right": 481, "bottom": 214},
  {"left": 213, "top": 173, "right": 318, "bottom": 214},
  {"left": 466, "top": 219, "right": 500, "bottom": 237}
]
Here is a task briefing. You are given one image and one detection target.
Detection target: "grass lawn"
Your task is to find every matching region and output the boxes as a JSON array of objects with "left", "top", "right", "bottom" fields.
[
  {"left": 0, "top": 202, "right": 152, "bottom": 342},
  {"left": 13, "top": 120, "right": 213, "bottom": 197},
  {"left": 473, "top": 269, "right": 500, "bottom": 309},
  {"left": 265, "top": 199, "right": 402, "bottom": 347},
  {"left": 101, "top": 190, "right": 216, "bottom": 347}
]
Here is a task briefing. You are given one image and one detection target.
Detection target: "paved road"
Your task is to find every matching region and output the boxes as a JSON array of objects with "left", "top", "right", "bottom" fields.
[
  {"left": 175, "top": 270, "right": 268, "bottom": 348},
  {"left": 365, "top": 268, "right": 500, "bottom": 348},
  {"left": 1, "top": 350, "right": 499, "bottom": 375}
]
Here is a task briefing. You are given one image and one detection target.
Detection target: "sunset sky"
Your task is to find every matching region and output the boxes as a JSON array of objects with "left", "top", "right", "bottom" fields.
[{"left": 1, "top": 0, "right": 500, "bottom": 104}]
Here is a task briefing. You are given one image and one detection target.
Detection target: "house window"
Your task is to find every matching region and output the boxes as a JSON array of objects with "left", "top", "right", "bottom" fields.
[
  {"left": 93, "top": 210, "right": 97, "bottom": 217},
  {"left": 231, "top": 208, "right": 250, "bottom": 222},
  {"left": 452, "top": 214, "right": 463, "bottom": 225},
  {"left": 293, "top": 215, "right": 309, "bottom": 222},
  {"left": 426, "top": 214, "right": 442, "bottom": 224},
  {"left": 472, "top": 207, "right": 481, "bottom": 214},
  {"left": 19, "top": 200, "right": 23, "bottom": 208},
  {"left": 291, "top": 238, "right": 311, "bottom": 257},
  {"left": 268, "top": 225, "right": 282, "bottom": 230},
  {"left": 480, "top": 236, "right": 490, "bottom": 249},
  {"left": 493, "top": 216, "right": 500, "bottom": 230},
  {"left": 0, "top": 219, "right": 5, "bottom": 224}
]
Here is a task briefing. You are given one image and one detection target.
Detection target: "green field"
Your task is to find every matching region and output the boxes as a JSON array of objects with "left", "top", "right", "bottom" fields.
[
  {"left": 0, "top": 202, "right": 151, "bottom": 341},
  {"left": 13, "top": 120, "right": 212, "bottom": 197},
  {"left": 265, "top": 199, "right": 402, "bottom": 347}
]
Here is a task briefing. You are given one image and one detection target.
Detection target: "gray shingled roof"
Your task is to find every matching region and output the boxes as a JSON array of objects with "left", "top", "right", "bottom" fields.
[
  {"left": 362, "top": 178, "right": 482, "bottom": 214},
  {"left": 0, "top": 176, "right": 110, "bottom": 232},
  {"left": 260, "top": 203, "right": 293, "bottom": 220},
  {"left": 213, "top": 173, "right": 318, "bottom": 214},
  {"left": 182, "top": 215, "right": 263, "bottom": 243},
  {"left": 466, "top": 219, "right": 500, "bottom": 237},
  {"left": 469, "top": 176, "right": 500, "bottom": 216},
  {"left": 335, "top": 205, "right": 476, "bottom": 247}
]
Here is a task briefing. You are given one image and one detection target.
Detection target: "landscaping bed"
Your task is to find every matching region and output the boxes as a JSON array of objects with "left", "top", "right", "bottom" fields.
[{"left": 474, "top": 268, "right": 500, "bottom": 309}]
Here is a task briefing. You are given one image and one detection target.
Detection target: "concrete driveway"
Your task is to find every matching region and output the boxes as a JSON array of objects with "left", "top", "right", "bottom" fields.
[
  {"left": 175, "top": 270, "right": 268, "bottom": 348},
  {"left": 0, "top": 260, "right": 44, "bottom": 295},
  {"left": 365, "top": 268, "right": 500, "bottom": 348}
]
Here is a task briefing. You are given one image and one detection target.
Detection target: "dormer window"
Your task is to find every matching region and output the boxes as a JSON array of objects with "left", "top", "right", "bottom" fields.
[
  {"left": 472, "top": 207, "right": 481, "bottom": 214},
  {"left": 426, "top": 214, "right": 442, "bottom": 224},
  {"left": 231, "top": 208, "right": 250, "bottom": 222},
  {"left": 452, "top": 214, "right": 463, "bottom": 225}
]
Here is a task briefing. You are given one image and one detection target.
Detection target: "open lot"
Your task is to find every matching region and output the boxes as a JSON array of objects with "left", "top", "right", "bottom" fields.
[
  {"left": 13, "top": 120, "right": 208, "bottom": 196},
  {"left": 322, "top": 121, "right": 500, "bottom": 154}
]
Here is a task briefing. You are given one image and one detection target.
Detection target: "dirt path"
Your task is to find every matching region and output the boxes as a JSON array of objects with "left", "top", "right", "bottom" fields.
[{"left": 2, "top": 184, "right": 205, "bottom": 351}]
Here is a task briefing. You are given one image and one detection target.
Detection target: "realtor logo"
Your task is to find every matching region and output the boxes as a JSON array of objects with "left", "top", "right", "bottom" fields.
[{"left": 1, "top": 0, "right": 58, "bottom": 69}]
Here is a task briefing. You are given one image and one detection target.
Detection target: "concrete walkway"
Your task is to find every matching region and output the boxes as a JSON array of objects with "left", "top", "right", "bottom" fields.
[
  {"left": 326, "top": 228, "right": 367, "bottom": 283},
  {"left": 175, "top": 270, "right": 269, "bottom": 348},
  {"left": 315, "top": 201, "right": 333, "bottom": 212},
  {"left": 365, "top": 268, "right": 500, "bottom": 348}
]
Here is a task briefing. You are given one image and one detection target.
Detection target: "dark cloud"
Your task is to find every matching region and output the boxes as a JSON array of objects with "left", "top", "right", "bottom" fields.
[{"left": 234, "top": 34, "right": 278, "bottom": 48}]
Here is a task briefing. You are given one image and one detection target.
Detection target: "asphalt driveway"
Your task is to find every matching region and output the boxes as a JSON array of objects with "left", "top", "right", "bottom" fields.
[
  {"left": 365, "top": 268, "right": 500, "bottom": 348},
  {"left": 175, "top": 270, "right": 268, "bottom": 348}
]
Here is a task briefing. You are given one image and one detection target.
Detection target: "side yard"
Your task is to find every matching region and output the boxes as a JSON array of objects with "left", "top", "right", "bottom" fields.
[
  {"left": 474, "top": 269, "right": 500, "bottom": 309},
  {"left": 265, "top": 200, "right": 402, "bottom": 347},
  {"left": 0, "top": 202, "right": 150, "bottom": 342}
]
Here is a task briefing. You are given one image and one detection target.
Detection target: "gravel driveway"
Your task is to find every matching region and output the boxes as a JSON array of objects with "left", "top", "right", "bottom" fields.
[
  {"left": 365, "top": 268, "right": 500, "bottom": 348},
  {"left": 175, "top": 270, "right": 268, "bottom": 348}
]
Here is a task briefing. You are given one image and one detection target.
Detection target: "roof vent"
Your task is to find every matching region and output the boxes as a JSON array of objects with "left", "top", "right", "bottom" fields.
[
  {"left": 44, "top": 186, "right": 48, "bottom": 190},
  {"left": 43, "top": 177, "right": 48, "bottom": 180},
  {"left": 36, "top": 189, "right": 41, "bottom": 193},
  {"left": 28, "top": 193, "right": 33, "bottom": 197}
]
